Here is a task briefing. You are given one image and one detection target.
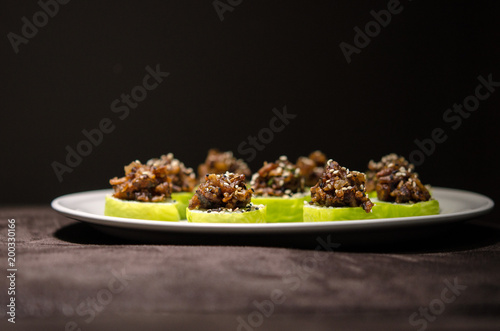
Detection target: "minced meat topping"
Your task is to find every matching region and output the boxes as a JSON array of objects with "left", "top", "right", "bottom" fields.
[
  {"left": 188, "top": 172, "right": 252, "bottom": 210},
  {"left": 251, "top": 156, "right": 305, "bottom": 197},
  {"left": 296, "top": 150, "right": 328, "bottom": 187},
  {"left": 310, "top": 160, "right": 373, "bottom": 213},
  {"left": 198, "top": 149, "right": 251, "bottom": 180},
  {"left": 146, "top": 153, "right": 196, "bottom": 192},
  {"left": 375, "top": 164, "right": 431, "bottom": 203},
  {"left": 109, "top": 161, "right": 173, "bottom": 202},
  {"left": 366, "top": 153, "right": 414, "bottom": 192}
]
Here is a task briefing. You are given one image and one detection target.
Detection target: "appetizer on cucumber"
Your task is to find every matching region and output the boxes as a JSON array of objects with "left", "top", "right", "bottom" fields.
[
  {"left": 369, "top": 154, "right": 439, "bottom": 215},
  {"left": 304, "top": 155, "right": 440, "bottom": 222},
  {"left": 198, "top": 149, "right": 251, "bottom": 180},
  {"left": 304, "top": 160, "right": 374, "bottom": 222},
  {"left": 105, "top": 160, "right": 180, "bottom": 221},
  {"left": 251, "top": 156, "right": 307, "bottom": 222},
  {"left": 147, "top": 153, "right": 196, "bottom": 219},
  {"left": 187, "top": 172, "right": 266, "bottom": 223},
  {"left": 365, "top": 153, "right": 414, "bottom": 194},
  {"left": 296, "top": 150, "right": 328, "bottom": 188}
]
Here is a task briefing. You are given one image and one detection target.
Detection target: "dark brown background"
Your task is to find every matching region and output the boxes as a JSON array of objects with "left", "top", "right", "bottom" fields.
[{"left": 1, "top": 0, "right": 499, "bottom": 214}]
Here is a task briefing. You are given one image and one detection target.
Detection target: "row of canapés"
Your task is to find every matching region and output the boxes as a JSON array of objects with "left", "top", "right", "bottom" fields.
[{"left": 104, "top": 151, "right": 439, "bottom": 222}]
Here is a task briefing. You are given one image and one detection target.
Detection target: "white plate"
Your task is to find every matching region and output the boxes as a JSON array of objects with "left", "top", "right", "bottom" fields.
[{"left": 51, "top": 187, "right": 494, "bottom": 235}]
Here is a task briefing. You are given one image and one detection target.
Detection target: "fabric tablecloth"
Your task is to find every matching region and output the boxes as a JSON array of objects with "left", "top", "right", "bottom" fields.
[{"left": 0, "top": 206, "right": 499, "bottom": 331}]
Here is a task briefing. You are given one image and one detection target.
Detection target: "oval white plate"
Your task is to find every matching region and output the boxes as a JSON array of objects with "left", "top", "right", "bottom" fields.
[{"left": 51, "top": 187, "right": 494, "bottom": 235}]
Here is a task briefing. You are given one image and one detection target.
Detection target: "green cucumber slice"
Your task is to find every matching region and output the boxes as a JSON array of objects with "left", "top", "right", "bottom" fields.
[
  {"left": 252, "top": 194, "right": 309, "bottom": 223},
  {"left": 303, "top": 199, "right": 439, "bottom": 222},
  {"left": 370, "top": 198, "right": 440, "bottom": 218},
  {"left": 171, "top": 191, "right": 195, "bottom": 220},
  {"left": 303, "top": 189, "right": 312, "bottom": 202},
  {"left": 303, "top": 203, "right": 376, "bottom": 221},
  {"left": 104, "top": 195, "right": 180, "bottom": 222},
  {"left": 186, "top": 205, "right": 267, "bottom": 223},
  {"left": 368, "top": 188, "right": 434, "bottom": 200}
]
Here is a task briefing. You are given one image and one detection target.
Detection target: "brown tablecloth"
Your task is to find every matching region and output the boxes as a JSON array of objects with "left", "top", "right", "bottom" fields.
[{"left": 1, "top": 206, "right": 499, "bottom": 331}]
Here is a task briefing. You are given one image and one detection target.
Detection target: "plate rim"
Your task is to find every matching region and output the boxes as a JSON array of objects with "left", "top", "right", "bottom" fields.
[{"left": 51, "top": 187, "right": 494, "bottom": 234}]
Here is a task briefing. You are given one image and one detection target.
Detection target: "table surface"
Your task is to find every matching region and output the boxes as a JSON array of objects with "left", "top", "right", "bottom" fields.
[{"left": 1, "top": 206, "right": 499, "bottom": 331}]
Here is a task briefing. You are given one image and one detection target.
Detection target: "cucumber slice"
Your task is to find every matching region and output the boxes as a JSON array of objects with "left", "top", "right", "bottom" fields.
[
  {"left": 303, "top": 189, "right": 312, "bottom": 202},
  {"left": 303, "top": 203, "right": 376, "bottom": 222},
  {"left": 370, "top": 198, "right": 440, "bottom": 218},
  {"left": 252, "top": 194, "right": 309, "bottom": 223},
  {"left": 104, "top": 195, "right": 180, "bottom": 222},
  {"left": 186, "top": 205, "right": 267, "bottom": 223},
  {"left": 368, "top": 189, "right": 433, "bottom": 200},
  {"left": 171, "top": 191, "right": 195, "bottom": 219},
  {"left": 303, "top": 199, "right": 439, "bottom": 222}
]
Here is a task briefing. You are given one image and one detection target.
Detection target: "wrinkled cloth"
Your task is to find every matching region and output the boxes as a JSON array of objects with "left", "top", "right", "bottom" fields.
[{"left": 0, "top": 206, "right": 499, "bottom": 331}]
